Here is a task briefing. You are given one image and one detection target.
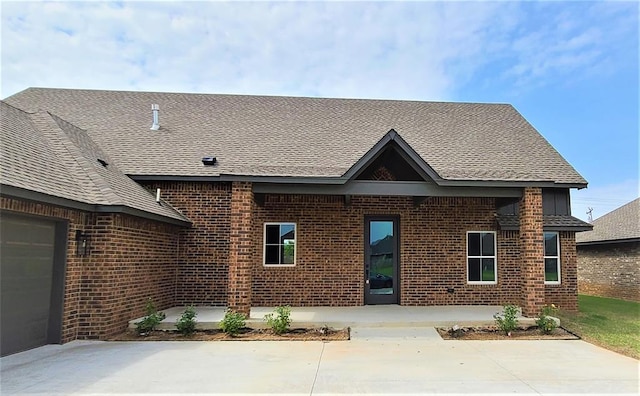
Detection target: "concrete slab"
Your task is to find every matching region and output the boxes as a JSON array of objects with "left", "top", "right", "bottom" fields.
[
  {"left": 2, "top": 331, "right": 637, "bottom": 395},
  {"left": 129, "top": 305, "right": 539, "bottom": 331}
]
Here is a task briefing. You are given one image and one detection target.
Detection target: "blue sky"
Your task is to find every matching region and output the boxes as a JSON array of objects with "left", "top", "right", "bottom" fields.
[{"left": 2, "top": 1, "right": 638, "bottom": 221}]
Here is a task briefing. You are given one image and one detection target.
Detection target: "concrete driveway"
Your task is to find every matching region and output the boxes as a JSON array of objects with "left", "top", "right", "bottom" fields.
[{"left": 1, "top": 327, "right": 638, "bottom": 395}]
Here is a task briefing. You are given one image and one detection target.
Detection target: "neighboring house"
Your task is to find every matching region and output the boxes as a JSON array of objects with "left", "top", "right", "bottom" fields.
[
  {"left": 1, "top": 88, "right": 592, "bottom": 355},
  {"left": 576, "top": 198, "right": 640, "bottom": 302}
]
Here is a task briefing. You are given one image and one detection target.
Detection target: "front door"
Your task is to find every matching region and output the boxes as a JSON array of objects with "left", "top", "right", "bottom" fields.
[{"left": 364, "top": 216, "right": 399, "bottom": 304}]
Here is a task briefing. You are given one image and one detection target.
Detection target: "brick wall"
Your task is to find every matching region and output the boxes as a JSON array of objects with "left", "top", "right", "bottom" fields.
[
  {"left": 545, "top": 232, "right": 579, "bottom": 311},
  {"left": 1, "top": 197, "right": 181, "bottom": 341},
  {"left": 228, "top": 182, "right": 253, "bottom": 315},
  {"left": 251, "top": 194, "right": 538, "bottom": 307},
  {"left": 577, "top": 242, "right": 640, "bottom": 302},
  {"left": 142, "top": 182, "right": 231, "bottom": 305},
  {"left": 81, "top": 213, "right": 180, "bottom": 339},
  {"left": 520, "top": 187, "right": 545, "bottom": 317}
]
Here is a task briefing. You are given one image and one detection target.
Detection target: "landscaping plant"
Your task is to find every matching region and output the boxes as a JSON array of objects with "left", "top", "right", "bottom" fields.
[
  {"left": 219, "top": 309, "right": 246, "bottom": 336},
  {"left": 264, "top": 305, "right": 292, "bottom": 335},
  {"left": 135, "top": 298, "right": 166, "bottom": 335},
  {"left": 493, "top": 304, "right": 519, "bottom": 335},
  {"left": 536, "top": 304, "right": 559, "bottom": 334},
  {"left": 176, "top": 305, "right": 198, "bottom": 336}
]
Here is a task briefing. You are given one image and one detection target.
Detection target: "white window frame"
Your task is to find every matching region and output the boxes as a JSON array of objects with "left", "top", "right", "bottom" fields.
[
  {"left": 544, "top": 231, "right": 561, "bottom": 285},
  {"left": 263, "top": 222, "right": 296, "bottom": 267},
  {"left": 466, "top": 231, "right": 498, "bottom": 285}
]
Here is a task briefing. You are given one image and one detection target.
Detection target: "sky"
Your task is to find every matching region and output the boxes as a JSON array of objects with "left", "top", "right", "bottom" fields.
[{"left": 1, "top": 1, "right": 638, "bottom": 221}]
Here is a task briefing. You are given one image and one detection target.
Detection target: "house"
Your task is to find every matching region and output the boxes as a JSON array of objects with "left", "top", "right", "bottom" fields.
[
  {"left": 1, "top": 88, "right": 592, "bottom": 355},
  {"left": 576, "top": 198, "right": 639, "bottom": 302}
]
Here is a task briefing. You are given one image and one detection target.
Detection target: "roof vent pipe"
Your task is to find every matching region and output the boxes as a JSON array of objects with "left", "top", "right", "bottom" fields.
[{"left": 150, "top": 104, "right": 160, "bottom": 130}]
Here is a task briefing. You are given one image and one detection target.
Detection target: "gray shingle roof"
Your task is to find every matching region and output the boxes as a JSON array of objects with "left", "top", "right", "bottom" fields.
[
  {"left": 1, "top": 101, "right": 190, "bottom": 224},
  {"left": 576, "top": 198, "right": 640, "bottom": 244},
  {"left": 5, "top": 88, "right": 587, "bottom": 185},
  {"left": 497, "top": 214, "right": 593, "bottom": 231}
]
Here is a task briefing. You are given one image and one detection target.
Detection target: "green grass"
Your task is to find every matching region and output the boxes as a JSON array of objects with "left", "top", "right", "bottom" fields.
[{"left": 559, "top": 295, "right": 640, "bottom": 359}]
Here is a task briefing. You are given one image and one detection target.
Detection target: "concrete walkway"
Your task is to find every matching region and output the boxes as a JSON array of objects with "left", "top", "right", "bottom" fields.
[
  {"left": 130, "top": 305, "right": 539, "bottom": 330},
  {"left": 1, "top": 329, "right": 638, "bottom": 395}
]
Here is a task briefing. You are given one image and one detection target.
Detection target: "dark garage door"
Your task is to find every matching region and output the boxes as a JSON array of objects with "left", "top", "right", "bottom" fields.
[{"left": 1, "top": 214, "right": 64, "bottom": 356}]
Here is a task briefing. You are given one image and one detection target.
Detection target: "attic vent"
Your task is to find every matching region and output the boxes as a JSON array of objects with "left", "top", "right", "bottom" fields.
[
  {"left": 202, "top": 157, "right": 217, "bottom": 166},
  {"left": 97, "top": 159, "right": 108, "bottom": 167},
  {"left": 150, "top": 104, "right": 160, "bottom": 130}
]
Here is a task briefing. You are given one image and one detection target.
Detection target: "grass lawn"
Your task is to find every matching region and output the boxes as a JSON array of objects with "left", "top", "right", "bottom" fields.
[{"left": 559, "top": 295, "right": 640, "bottom": 359}]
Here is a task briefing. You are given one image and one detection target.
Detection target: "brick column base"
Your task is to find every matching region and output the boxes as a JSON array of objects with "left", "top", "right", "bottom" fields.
[
  {"left": 228, "top": 182, "right": 253, "bottom": 317},
  {"left": 520, "top": 187, "right": 544, "bottom": 317}
]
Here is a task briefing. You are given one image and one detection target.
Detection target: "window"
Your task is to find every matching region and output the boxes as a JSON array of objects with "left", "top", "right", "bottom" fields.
[
  {"left": 467, "top": 231, "right": 496, "bottom": 284},
  {"left": 263, "top": 223, "right": 296, "bottom": 266},
  {"left": 544, "top": 232, "right": 560, "bottom": 284}
]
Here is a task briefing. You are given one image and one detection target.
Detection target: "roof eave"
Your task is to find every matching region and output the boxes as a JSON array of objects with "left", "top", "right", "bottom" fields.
[
  {"left": 0, "top": 184, "right": 191, "bottom": 227},
  {"left": 131, "top": 173, "right": 587, "bottom": 189},
  {"left": 577, "top": 237, "right": 640, "bottom": 246}
]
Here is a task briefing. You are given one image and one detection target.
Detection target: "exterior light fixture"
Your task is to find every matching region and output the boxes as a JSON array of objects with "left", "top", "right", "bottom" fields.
[{"left": 75, "top": 230, "right": 90, "bottom": 256}]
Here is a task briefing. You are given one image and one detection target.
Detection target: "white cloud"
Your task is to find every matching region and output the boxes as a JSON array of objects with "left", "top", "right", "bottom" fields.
[{"left": 1, "top": 1, "right": 516, "bottom": 100}]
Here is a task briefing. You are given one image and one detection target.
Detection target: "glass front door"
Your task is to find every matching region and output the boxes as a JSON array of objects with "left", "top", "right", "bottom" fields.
[{"left": 365, "top": 216, "right": 399, "bottom": 304}]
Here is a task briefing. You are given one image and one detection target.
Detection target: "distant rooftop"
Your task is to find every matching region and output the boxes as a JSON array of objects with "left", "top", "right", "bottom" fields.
[{"left": 576, "top": 198, "right": 640, "bottom": 245}]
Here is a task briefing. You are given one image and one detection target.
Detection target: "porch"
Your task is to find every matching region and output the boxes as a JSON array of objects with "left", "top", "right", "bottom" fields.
[{"left": 128, "top": 305, "right": 539, "bottom": 331}]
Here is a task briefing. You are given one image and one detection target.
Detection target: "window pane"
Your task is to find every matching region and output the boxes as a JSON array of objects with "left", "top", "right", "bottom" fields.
[
  {"left": 468, "top": 258, "right": 481, "bottom": 281},
  {"left": 280, "top": 224, "right": 295, "bottom": 244},
  {"left": 468, "top": 233, "right": 481, "bottom": 256},
  {"left": 544, "top": 232, "right": 558, "bottom": 256},
  {"left": 481, "top": 233, "right": 495, "bottom": 256},
  {"left": 482, "top": 258, "right": 495, "bottom": 281},
  {"left": 265, "top": 225, "right": 280, "bottom": 245},
  {"left": 282, "top": 241, "right": 295, "bottom": 264},
  {"left": 545, "top": 258, "right": 559, "bottom": 282},
  {"left": 265, "top": 245, "right": 279, "bottom": 264}
]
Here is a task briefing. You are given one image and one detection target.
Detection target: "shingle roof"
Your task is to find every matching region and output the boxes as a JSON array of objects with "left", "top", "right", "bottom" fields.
[
  {"left": 4, "top": 88, "right": 587, "bottom": 185},
  {"left": 0, "top": 101, "right": 190, "bottom": 224},
  {"left": 497, "top": 214, "right": 593, "bottom": 231},
  {"left": 576, "top": 198, "right": 640, "bottom": 244}
]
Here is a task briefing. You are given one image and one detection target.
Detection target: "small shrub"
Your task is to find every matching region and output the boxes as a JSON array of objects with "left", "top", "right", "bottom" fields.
[
  {"left": 264, "top": 305, "right": 292, "bottom": 335},
  {"left": 536, "top": 304, "right": 559, "bottom": 334},
  {"left": 135, "top": 298, "right": 166, "bottom": 335},
  {"left": 220, "top": 309, "right": 246, "bottom": 336},
  {"left": 493, "top": 304, "right": 519, "bottom": 335},
  {"left": 176, "top": 306, "right": 198, "bottom": 336}
]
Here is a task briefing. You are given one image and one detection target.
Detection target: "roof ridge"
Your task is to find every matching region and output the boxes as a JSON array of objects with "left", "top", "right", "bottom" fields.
[
  {"left": 23, "top": 111, "right": 94, "bottom": 203},
  {"left": 0, "top": 100, "right": 38, "bottom": 115},
  {"left": 12, "top": 87, "right": 512, "bottom": 106},
  {"left": 45, "top": 111, "right": 124, "bottom": 205}
]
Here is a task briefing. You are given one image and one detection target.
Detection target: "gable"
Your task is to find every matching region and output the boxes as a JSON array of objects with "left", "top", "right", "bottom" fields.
[{"left": 355, "top": 144, "right": 425, "bottom": 182}]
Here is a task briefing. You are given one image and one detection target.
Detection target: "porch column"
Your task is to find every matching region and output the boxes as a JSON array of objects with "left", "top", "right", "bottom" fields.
[
  {"left": 520, "top": 187, "right": 545, "bottom": 317},
  {"left": 228, "top": 181, "right": 253, "bottom": 317}
]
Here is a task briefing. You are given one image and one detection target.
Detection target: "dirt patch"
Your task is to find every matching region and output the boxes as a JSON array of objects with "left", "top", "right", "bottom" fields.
[
  {"left": 109, "top": 327, "right": 350, "bottom": 342},
  {"left": 437, "top": 326, "right": 580, "bottom": 340}
]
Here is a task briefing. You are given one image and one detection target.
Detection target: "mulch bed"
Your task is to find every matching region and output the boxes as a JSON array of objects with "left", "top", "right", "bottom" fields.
[
  {"left": 109, "top": 327, "right": 350, "bottom": 342},
  {"left": 437, "top": 326, "right": 580, "bottom": 340}
]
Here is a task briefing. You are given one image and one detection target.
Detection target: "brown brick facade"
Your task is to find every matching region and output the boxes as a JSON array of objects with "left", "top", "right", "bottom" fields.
[
  {"left": 1, "top": 197, "right": 181, "bottom": 341},
  {"left": 228, "top": 182, "right": 254, "bottom": 315},
  {"left": 577, "top": 242, "right": 640, "bottom": 302},
  {"left": 250, "top": 193, "right": 561, "bottom": 311},
  {"left": 2, "top": 181, "right": 577, "bottom": 344},
  {"left": 142, "top": 182, "right": 232, "bottom": 305},
  {"left": 520, "top": 187, "right": 545, "bottom": 316}
]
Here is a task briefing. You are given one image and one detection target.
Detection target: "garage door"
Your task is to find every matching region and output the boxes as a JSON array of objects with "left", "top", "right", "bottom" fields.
[{"left": 1, "top": 214, "right": 64, "bottom": 356}]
